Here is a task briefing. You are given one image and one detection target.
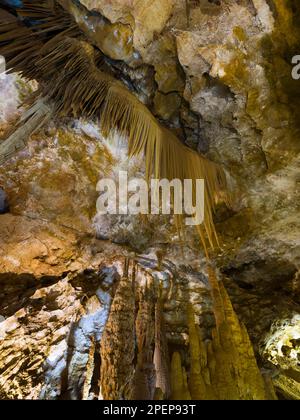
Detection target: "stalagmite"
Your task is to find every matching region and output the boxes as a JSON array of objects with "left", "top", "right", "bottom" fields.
[
  {"left": 82, "top": 337, "right": 96, "bottom": 401},
  {"left": 204, "top": 266, "right": 276, "bottom": 400},
  {"left": 187, "top": 304, "right": 208, "bottom": 400},
  {"left": 170, "top": 352, "right": 191, "bottom": 400},
  {"left": 169, "top": 266, "right": 277, "bottom": 400},
  {"left": 132, "top": 279, "right": 156, "bottom": 400},
  {"left": 100, "top": 259, "right": 136, "bottom": 400},
  {"left": 153, "top": 292, "right": 171, "bottom": 399}
]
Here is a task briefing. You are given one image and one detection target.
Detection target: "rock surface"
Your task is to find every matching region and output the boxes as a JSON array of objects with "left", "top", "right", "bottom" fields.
[{"left": 0, "top": 0, "right": 299, "bottom": 399}]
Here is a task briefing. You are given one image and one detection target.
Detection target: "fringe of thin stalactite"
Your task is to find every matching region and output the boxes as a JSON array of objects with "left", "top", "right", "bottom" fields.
[
  {"left": 0, "top": 1, "right": 231, "bottom": 251},
  {"left": 0, "top": 0, "right": 81, "bottom": 79},
  {"left": 34, "top": 37, "right": 231, "bottom": 252},
  {"left": 0, "top": 1, "right": 81, "bottom": 164}
]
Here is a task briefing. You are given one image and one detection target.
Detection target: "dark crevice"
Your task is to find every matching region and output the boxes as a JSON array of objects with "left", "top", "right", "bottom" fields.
[{"left": 0, "top": 272, "right": 68, "bottom": 318}]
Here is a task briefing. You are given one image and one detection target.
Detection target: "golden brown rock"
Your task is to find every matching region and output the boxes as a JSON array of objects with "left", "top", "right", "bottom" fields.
[
  {"left": 100, "top": 259, "right": 136, "bottom": 400},
  {"left": 0, "top": 0, "right": 299, "bottom": 401},
  {"left": 170, "top": 352, "right": 191, "bottom": 400},
  {"left": 153, "top": 296, "right": 171, "bottom": 399}
]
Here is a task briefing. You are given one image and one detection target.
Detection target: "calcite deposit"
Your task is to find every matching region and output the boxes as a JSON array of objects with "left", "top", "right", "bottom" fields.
[{"left": 0, "top": 0, "right": 299, "bottom": 400}]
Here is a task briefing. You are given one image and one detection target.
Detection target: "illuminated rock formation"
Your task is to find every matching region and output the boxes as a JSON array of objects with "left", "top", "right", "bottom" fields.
[
  {"left": 100, "top": 259, "right": 136, "bottom": 400},
  {"left": 169, "top": 267, "right": 277, "bottom": 400},
  {"left": 0, "top": 0, "right": 299, "bottom": 400}
]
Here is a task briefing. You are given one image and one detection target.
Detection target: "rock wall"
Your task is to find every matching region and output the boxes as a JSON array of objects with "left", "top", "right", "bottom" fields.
[{"left": 0, "top": 0, "right": 299, "bottom": 399}]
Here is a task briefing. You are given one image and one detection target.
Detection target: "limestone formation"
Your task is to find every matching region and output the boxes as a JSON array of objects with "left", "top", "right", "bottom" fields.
[
  {"left": 0, "top": 0, "right": 299, "bottom": 400},
  {"left": 100, "top": 259, "right": 136, "bottom": 400},
  {"left": 169, "top": 269, "right": 276, "bottom": 400}
]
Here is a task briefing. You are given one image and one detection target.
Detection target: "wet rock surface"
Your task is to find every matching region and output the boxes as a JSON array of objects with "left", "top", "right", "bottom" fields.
[{"left": 0, "top": 0, "right": 299, "bottom": 399}]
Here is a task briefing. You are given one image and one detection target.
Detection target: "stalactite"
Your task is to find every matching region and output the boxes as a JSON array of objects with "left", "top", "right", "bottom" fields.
[{"left": 0, "top": 99, "right": 53, "bottom": 165}]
